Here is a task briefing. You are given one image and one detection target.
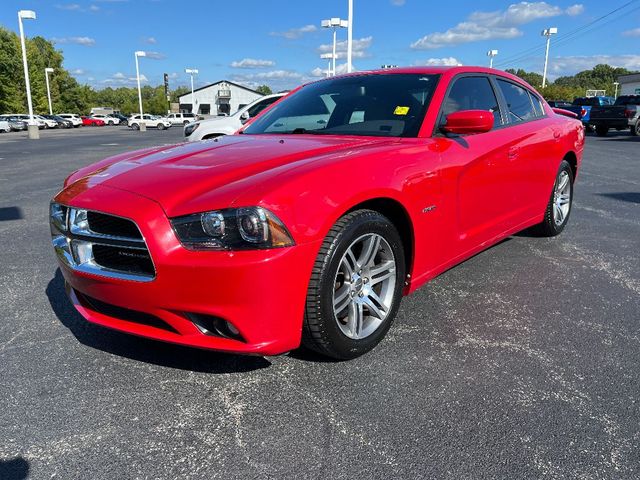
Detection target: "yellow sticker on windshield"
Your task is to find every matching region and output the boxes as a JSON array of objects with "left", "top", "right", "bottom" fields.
[{"left": 394, "top": 106, "right": 410, "bottom": 115}]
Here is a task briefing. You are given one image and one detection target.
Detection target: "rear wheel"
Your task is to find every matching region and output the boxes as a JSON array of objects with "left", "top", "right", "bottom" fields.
[
  {"left": 108, "top": 120, "right": 114, "bottom": 126},
  {"left": 303, "top": 210, "right": 405, "bottom": 359},
  {"left": 130, "top": 123, "right": 139, "bottom": 131},
  {"left": 535, "top": 160, "right": 574, "bottom": 237},
  {"left": 595, "top": 125, "right": 609, "bottom": 137},
  {"left": 632, "top": 122, "right": 640, "bottom": 136}
]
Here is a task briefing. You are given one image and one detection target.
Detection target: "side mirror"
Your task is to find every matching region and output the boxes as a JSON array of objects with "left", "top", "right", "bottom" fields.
[
  {"left": 240, "top": 111, "right": 250, "bottom": 124},
  {"left": 442, "top": 110, "right": 494, "bottom": 135}
]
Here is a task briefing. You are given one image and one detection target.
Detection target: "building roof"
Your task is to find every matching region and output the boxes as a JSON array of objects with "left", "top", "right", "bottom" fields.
[
  {"left": 178, "top": 80, "right": 262, "bottom": 102},
  {"left": 617, "top": 73, "right": 640, "bottom": 84}
]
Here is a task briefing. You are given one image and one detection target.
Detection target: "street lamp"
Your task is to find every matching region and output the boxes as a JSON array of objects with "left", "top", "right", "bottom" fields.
[
  {"left": 613, "top": 81, "right": 620, "bottom": 99},
  {"left": 487, "top": 50, "right": 498, "bottom": 69},
  {"left": 321, "top": 17, "right": 348, "bottom": 76},
  {"left": 320, "top": 53, "right": 336, "bottom": 78},
  {"left": 18, "top": 9, "right": 38, "bottom": 139},
  {"left": 45, "top": 67, "right": 54, "bottom": 115},
  {"left": 185, "top": 68, "right": 198, "bottom": 114},
  {"left": 347, "top": 0, "right": 353, "bottom": 73},
  {"left": 541, "top": 27, "right": 558, "bottom": 88},
  {"left": 134, "top": 50, "right": 146, "bottom": 131}
]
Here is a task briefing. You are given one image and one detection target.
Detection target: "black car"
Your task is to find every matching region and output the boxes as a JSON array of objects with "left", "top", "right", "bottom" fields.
[
  {"left": 110, "top": 113, "right": 128, "bottom": 125},
  {"left": 43, "top": 115, "right": 73, "bottom": 129}
]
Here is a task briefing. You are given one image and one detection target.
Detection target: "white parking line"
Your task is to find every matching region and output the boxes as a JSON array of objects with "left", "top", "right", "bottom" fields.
[{"left": 100, "top": 143, "right": 120, "bottom": 146}]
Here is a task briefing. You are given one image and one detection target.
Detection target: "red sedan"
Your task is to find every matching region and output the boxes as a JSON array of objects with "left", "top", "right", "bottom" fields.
[
  {"left": 51, "top": 67, "right": 584, "bottom": 359},
  {"left": 81, "top": 116, "right": 105, "bottom": 126}
]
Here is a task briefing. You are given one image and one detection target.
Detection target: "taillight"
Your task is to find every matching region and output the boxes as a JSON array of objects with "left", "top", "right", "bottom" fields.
[{"left": 625, "top": 109, "right": 633, "bottom": 118}]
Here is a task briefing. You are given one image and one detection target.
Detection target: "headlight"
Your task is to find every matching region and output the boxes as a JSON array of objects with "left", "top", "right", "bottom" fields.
[
  {"left": 171, "top": 207, "right": 294, "bottom": 250},
  {"left": 184, "top": 122, "right": 199, "bottom": 136}
]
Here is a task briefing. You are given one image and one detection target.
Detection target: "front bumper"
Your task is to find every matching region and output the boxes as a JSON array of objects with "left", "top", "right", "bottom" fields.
[{"left": 53, "top": 185, "right": 319, "bottom": 355}]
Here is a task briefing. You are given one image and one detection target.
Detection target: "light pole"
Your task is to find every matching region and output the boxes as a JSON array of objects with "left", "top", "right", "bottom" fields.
[
  {"left": 185, "top": 68, "right": 198, "bottom": 114},
  {"left": 541, "top": 27, "right": 558, "bottom": 89},
  {"left": 321, "top": 17, "right": 348, "bottom": 76},
  {"left": 613, "top": 81, "right": 620, "bottom": 99},
  {"left": 320, "top": 53, "right": 336, "bottom": 78},
  {"left": 134, "top": 50, "right": 146, "bottom": 131},
  {"left": 18, "top": 9, "right": 38, "bottom": 139},
  {"left": 487, "top": 50, "right": 498, "bottom": 69},
  {"left": 45, "top": 67, "right": 54, "bottom": 115},
  {"left": 347, "top": 0, "right": 353, "bottom": 73}
]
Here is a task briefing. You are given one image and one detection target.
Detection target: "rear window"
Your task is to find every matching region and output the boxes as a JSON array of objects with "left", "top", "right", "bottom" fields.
[{"left": 496, "top": 79, "right": 537, "bottom": 122}]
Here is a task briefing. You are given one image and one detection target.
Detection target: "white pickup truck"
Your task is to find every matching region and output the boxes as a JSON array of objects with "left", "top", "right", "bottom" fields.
[{"left": 166, "top": 112, "right": 200, "bottom": 126}]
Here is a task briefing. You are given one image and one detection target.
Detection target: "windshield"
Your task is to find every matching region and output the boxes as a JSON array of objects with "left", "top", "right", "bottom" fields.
[{"left": 244, "top": 74, "right": 439, "bottom": 137}]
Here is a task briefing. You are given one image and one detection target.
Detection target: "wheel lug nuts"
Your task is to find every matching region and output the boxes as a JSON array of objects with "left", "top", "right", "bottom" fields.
[
  {"left": 358, "top": 292, "right": 364, "bottom": 297},
  {"left": 363, "top": 277, "right": 369, "bottom": 283}
]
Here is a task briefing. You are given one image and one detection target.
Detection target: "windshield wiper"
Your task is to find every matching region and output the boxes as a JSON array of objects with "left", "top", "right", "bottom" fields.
[{"left": 287, "top": 128, "right": 329, "bottom": 135}]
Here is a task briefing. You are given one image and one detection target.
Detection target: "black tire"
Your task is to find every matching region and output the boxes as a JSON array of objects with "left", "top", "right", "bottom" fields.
[
  {"left": 595, "top": 125, "right": 609, "bottom": 137},
  {"left": 108, "top": 120, "right": 114, "bottom": 126},
  {"left": 534, "top": 160, "right": 574, "bottom": 237},
  {"left": 158, "top": 123, "right": 166, "bottom": 130},
  {"left": 632, "top": 122, "right": 640, "bottom": 136},
  {"left": 130, "top": 123, "right": 139, "bottom": 131},
  {"left": 302, "top": 209, "right": 406, "bottom": 360},
  {"left": 183, "top": 120, "right": 190, "bottom": 125}
]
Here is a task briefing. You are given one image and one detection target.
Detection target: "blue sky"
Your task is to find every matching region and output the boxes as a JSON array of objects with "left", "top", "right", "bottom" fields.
[{"left": 2, "top": 0, "right": 639, "bottom": 91}]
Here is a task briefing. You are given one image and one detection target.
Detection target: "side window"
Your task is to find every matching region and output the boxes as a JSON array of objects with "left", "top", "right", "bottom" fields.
[
  {"left": 247, "top": 96, "right": 280, "bottom": 118},
  {"left": 442, "top": 76, "right": 501, "bottom": 127},
  {"left": 529, "top": 93, "right": 545, "bottom": 117},
  {"left": 496, "top": 79, "right": 536, "bottom": 123}
]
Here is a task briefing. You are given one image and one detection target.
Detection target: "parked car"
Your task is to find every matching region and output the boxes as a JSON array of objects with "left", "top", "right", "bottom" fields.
[
  {"left": 0, "top": 115, "right": 27, "bottom": 131},
  {"left": 42, "top": 115, "right": 73, "bottom": 129},
  {"left": 81, "top": 116, "right": 105, "bottom": 126},
  {"left": 58, "top": 114, "right": 84, "bottom": 127},
  {"left": 571, "top": 96, "right": 614, "bottom": 129},
  {"left": 91, "top": 114, "right": 120, "bottom": 126},
  {"left": 589, "top": 95, "right": 640, "bottom": 136},
  {"left": 0, "top": 120, "right": 10, "bottom": 133},
  {"left": 8, "top": 114, "right": 46, "bottom": 129},
  {"left": 165, "top": 112, "right": 200, "bottom": 126},
  {"left": 51, "top": 67, "right": 584, "bottom": 359},
  {"left": 185, "top": 93, "right": 286, "bottom": 141},
  {"left": 547, "top": 100, "right": 573, "bottom": 108},
  {"left": 36, "top": 115, "right": 59, "bottom": 129},
  {"left": 109, "top": 113, "right": 128, "bottom": 125},
  {"left": 128, "top": 114, "right": 172, "bottom": 130}
]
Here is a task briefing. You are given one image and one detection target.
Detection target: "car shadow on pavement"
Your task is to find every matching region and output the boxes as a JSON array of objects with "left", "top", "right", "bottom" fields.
[
  {"left": 0, "top": 457, "right": 29, "bottom": 480},
  {"left": 46, "top": 269, "right": 271, "bottom": 373},
  {"left": 598, "top": 192, "right": 640, "bottom": 204}
]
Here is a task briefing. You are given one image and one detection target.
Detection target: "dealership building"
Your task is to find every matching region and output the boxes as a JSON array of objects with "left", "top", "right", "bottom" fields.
[
  {"left": 617, "top": 73, "right": 640, "bottom": 96},
  {"left": 178, "top": 80, "right": 263, "bottom": 117}
]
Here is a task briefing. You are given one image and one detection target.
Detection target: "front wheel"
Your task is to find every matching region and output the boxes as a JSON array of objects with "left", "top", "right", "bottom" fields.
[
  {"left": 130, "top": 123, "right": 139, "bottom": 130},
  {"left": 158, "top": 123, "right": 166, "bottom": 130},
  {"left": 303, "top": 210, "right": 406, "bottom": 359},
  {"left": 595, "top": 125, "right": 609, "bottom": 137},
  {"left": 632, "top": 122, "right": 640, "bottom": 136},
  {"left": 534, "top": 160, "right": 574, "bottom": 237}
]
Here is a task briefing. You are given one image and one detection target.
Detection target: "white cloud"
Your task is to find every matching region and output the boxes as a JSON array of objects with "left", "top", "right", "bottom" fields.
[
  {"left": 55, "top": 3, "right": 100, "bottom": 12},
  {"left": 411, "top": 2, "right": 582, "bottom": 49},
  {"left": 270, "top": 24, "right": 317, "bottom": 39},
  {"left": 142, "top": 36, "right": 157, "bottom": 44},
  {"left": 231, "top": 70, "right": 307, "bottom": 92},
  {"left": 318, "top": 36, "right": 373, "bottom": 59},
  {"left": 391, "top": 0, "right": 406, "bottom": 5},
  {"left": 311, "top": 62, "right": 352, "bottom": 78},
  {"left": 622, "top": 28, "right": 640, "bottom": 37},
  {"left": 70, "top": 68, "right": 86, "bottom": 75},
  {"left": 144, "top": 51, "right": 166, "bottom": 60},
  {"left": 51, "top": 36, "right": 96, "bottom": 46},
  {"left": 550, "top": 55, "right": 640, "bottom": 75},
  {"left": 101, "top": 72, "right": 148, "bottom": 86},
  {"left": 565, "top": 4, "right": 584, "bottom": 16},
  {"left": 416, "top": 57, "right": 462, "bottom": 66},
  {"left": 230, "top": 58, "right": 276, "bottom": 69}
]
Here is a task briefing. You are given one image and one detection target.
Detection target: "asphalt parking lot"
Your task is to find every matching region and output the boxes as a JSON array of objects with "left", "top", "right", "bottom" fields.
[{"left": 1, "top": 127, "right": 639, "bottom": 479}]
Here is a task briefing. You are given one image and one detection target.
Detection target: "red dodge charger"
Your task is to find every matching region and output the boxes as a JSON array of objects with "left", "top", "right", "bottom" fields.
[
  {"left": 81, "top": 116, "right": 105, "bottom": 127},
  {"left": 51, "top": 67, "right": 584, "bottom": 359}
]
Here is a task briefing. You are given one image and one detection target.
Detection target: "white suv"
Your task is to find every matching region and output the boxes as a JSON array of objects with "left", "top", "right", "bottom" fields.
[
  {"left": 58, "top": 114, "right": 83, "bottom": 127},
  {"left": 128, "top": 114, "right": 172, "bottom": 130},
  {"left": 184, "top": 93, "right": 286, "bottom": 142},
  {"left": 166, "top": 113, "right": 200, "bottom": 126},
  {"left": 91, "top": 114, "right": 120, "bottom": 126}
]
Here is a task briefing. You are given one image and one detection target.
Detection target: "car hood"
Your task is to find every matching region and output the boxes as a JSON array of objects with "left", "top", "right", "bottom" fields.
[{"left": 63, "top": 134, "right": 399, "bottom": 216}]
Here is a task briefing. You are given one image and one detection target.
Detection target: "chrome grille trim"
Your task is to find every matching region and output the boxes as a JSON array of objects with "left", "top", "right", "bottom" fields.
[{"left": 50, "top": 204, "right": 156, "bottom": 282}]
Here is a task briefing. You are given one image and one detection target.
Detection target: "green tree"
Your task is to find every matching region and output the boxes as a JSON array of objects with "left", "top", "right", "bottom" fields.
[
  {"left": 256, "top": 84, "right": 272, "bottom": 95},
  {"left": 505, "top": 69, "right": 543, "bottom": 88}
]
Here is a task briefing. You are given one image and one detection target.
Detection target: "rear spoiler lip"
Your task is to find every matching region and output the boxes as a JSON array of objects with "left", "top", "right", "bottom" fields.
[{"left": 552, "top": 107, "right": 579, "bottom": 119}]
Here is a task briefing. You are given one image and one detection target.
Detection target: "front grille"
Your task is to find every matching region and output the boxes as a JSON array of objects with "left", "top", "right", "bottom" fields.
[
  {"left": 51, "top": 205, "right": 155, "bottom": 282},
  {"left": 87, "top": 211, "right": 142, "bottom": 239},
  {"left": 93, "top": 244, "right": 154, "bottom": 276},
  {"left": 76, "top": 291, "right": 178, "bottom": 334}
]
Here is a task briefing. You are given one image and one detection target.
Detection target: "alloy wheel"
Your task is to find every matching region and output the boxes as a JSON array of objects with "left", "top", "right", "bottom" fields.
[{"left": 553, "top": 170, "right": 571, "bottom": 226}]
